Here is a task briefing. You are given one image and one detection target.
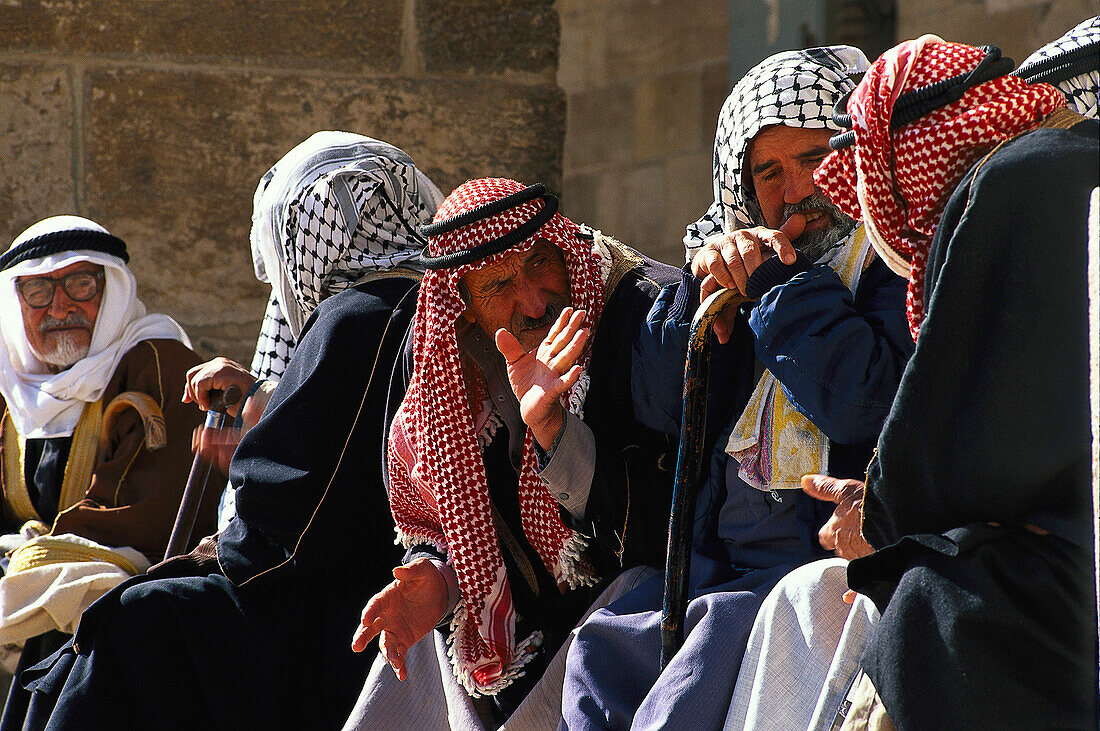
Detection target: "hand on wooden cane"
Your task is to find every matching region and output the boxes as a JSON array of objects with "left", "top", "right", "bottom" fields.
[
  {"left": 691, "top": 214, "right": 808, "bottom": 343},
  {"left": 187, "top": 380, "right": 245, "bottom": 476},
  {"left": 182, "top": 357, "right": 256, "bottom": 418},
  {"left": 351, "top": 557, "right": 448, "bottom": 681},
  {"left": 496, "top": 306, "right": 589, "bottom": 450}
]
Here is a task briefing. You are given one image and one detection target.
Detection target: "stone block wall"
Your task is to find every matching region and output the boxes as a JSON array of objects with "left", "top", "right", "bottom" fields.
[
  {"left": 897, "top": 0, "right": 1097, "bottom": 64},
  {"left": 0, "top": 1, "right": 564, "bottom": 364},
  {"left": 5, "top": 0, "right": 1094, "bottom": 361},
  {"left": 558, "top": 0, "right": 731, "bottom": 265}
]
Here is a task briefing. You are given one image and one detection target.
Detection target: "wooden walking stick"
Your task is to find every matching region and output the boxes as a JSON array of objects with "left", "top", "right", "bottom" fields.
[
  {"left": 163, "top": 385, "right": 242, "bottom": 561},
  {"left": 659, "top": 251, "right": 810, "bottom": 669},
  {"left": 659, "top": 288, "right": 747, "bottom": 669}
]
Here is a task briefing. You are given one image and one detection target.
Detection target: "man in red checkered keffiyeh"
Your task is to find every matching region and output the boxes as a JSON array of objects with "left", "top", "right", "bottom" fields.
[
  {"left": 352, "top": 178, "right": 611, "bottom": 700},
  {"left": 807, "top": 37, "right": 1098, "bottom": 727},
  {"left": 814, "top": 35, "right": 1065, "bottom": 341}
]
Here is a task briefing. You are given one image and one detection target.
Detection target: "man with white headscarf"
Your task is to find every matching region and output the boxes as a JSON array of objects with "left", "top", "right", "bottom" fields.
[
  {"left": 561, "top": 46, "right": 914, "bottom": 730},
  {"left": 0, "top": 216, "right": 212, "bottom": 556},
  {"left": 10, "top": 133, "right": 446, "bottom": 731},
  {"left": 0, "top": 216, "right": 217, "bottom": 702}
]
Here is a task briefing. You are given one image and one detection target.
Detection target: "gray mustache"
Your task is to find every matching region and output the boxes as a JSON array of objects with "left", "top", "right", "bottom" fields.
[
  {"left": 783, "top": 193, "right": 843, "bottom": 219},
  {"left": 40, "top": 313, "right": 93, "bottom": 332}
]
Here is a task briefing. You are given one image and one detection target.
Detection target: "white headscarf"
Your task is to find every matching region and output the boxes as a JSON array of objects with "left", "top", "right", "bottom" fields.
[
  {"left": 248, "top": 131, "right": 444, "bottom": 380},
  {"left": 0, "top": 216, "right": 189, "bottom": 438},
  {"left": 683, "top": 46, "right": 870, "bottom": 261}
]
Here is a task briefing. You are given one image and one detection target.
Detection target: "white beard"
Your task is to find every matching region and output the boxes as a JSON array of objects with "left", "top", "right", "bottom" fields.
[{"left": 31, "top": 331, "right": 90, "bottom": 370}]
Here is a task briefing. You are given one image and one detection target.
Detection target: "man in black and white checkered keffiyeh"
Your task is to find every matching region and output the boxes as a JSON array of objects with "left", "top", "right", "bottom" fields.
[
  {"left": 1018, "top": 15, "right": 1099, "bottom": 119},
  {"left": 683, "top": 46, "right": 869, "bottom": 262},
  {"left": 249, "top": 131, "right": 444, "bottom": 380}
]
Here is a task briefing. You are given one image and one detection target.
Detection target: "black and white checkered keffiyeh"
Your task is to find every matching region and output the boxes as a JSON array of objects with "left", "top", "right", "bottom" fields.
[
  {"left": 249, "top": 131, "right": 444, "bottom": 380},
  {"left": 683, "top": 46, "right": 869, "bottom": 262},
  {"left": 1018, "top": 15, "right": 1099, "bottom": 119},
  {"left": 249, "top": 296, "right": 296, "bottom": 381}
]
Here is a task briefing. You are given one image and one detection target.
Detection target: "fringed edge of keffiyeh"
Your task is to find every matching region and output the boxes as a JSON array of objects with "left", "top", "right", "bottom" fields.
[
  {"left": 393, "top": 528, "right": 596, "bottom": 696},
  {"left": 444, "top": 600, "right": 545, "bottom": 697},
  {"left": 565, "top": 372, "right": 590, "bottom": 421},
  {"left": 555, "top": 531, "right": 600, "bottom": 590},
  {"left": 555, "top": 228, "right": 618, "bottom": 421},
  {"left": 393, "top": 526, "right": 448, "bottom": 556}
]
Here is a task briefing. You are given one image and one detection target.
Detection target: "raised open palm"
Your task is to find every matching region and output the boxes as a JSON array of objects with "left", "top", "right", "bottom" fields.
[{"left": 495, "top": 307, "right": 589, "bottom": 450}]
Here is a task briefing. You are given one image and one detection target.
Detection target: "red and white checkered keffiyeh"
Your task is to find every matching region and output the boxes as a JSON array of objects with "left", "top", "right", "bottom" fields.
[
  {"left": 387, "top": 178, "right": 603, "bottom": 695},
  {"left": 814, "top": 36, "right": 1066, "bottom": 340}
]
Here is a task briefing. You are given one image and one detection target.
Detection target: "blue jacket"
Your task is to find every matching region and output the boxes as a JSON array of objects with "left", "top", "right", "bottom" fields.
[{"left": 631, "top": 254, "right": 912, "bottom": 561}]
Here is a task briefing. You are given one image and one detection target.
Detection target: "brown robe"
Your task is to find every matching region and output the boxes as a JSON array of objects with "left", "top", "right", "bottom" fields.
[{"left": 1, "top": 339, "right": 221, "bottom": 563}]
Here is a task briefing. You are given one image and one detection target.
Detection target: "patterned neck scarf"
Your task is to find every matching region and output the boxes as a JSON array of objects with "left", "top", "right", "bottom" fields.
[
  {"left": 248, "top": 131, "right": 444, "bottom": 380},
  {"left": 387, "top": 178, "right": 601, "bottom": 695},
  {"left": 726, "top": 226, "right": 872, "bottom": 492},
  {"left": 814, "top": 37, "right": 1065, "bottom": 340},
  {"left": 683, "top": 46, "right": 869, "bottom": 262},
  {"left": 1018, "top": 15, "right": 1099, "bottom": 119}
]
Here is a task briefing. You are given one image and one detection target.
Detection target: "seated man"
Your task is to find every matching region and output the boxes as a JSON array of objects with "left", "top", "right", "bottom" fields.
[
  {"left": 11, "top": 132, "right": 445, "bottom": 731},
  {"left": 183, "top": 128, "right": 445, "bottom": 525},
  {"left": 0, "top": 216, "right": 216, "bottom": 690},
  {"left": 344, "top": 178, "right": 680, "bottom": 730},
  {"left": 561, "top": 46, "right": 914, "bottom": 730},
  {"left": 810, "top": 37, "right": 1098, "bottom": 727}
]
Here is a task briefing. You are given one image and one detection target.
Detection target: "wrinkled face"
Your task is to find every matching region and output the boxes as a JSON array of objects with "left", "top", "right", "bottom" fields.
[
  {"left": 747, "top": 125, "right": 855, "bottom": 259},
  {"left": 16, "top": 261, "right": 104, "bottom": 372},
  {"left": 460, "top": 239, "right": 572, "bottom": 352}
]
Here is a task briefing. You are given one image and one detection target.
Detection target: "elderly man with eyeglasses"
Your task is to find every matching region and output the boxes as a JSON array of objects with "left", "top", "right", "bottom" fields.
[{"left": 0, "top": 215, "right": 218, "bottom": 699}]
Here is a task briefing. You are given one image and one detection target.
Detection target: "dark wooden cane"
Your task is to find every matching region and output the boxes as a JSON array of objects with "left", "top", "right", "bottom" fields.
[
  {"left": 660, "top": 288, "right": 748, "bottom": 669},
  {"left": 163, "top": 385, "right": 242, "bottom": 561}
]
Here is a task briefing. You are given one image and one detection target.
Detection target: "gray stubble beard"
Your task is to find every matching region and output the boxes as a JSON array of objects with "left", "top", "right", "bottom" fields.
[
  {"left": 31, "top": 315, "right": 94, "bottom": 370},
  {"left": 32, "top": 331, "right": 90, "bottom": 369}
]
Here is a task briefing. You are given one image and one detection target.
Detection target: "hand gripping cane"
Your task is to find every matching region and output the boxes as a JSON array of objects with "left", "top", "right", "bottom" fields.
[{"left": 163, "top": 385, "right": 242, "bottom": 561}]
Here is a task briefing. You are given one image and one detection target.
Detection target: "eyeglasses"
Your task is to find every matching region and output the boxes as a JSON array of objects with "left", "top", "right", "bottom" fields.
[{"left": 15, "top": 270, "right": 105, "bottom": 309}]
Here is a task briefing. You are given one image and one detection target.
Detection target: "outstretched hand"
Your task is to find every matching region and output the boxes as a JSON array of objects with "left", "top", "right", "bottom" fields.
[
  {"left": 801, "top": 474, "right": 873, "bottom": 560},
  {"left": 495, "top": 307, "right": 589, "bottom": 450},
  {"left": 691, "top": 215, "right": 808, "bottom": 344},
  {"left": 351, "top": 558, "right": 449, "bottom": 681}
]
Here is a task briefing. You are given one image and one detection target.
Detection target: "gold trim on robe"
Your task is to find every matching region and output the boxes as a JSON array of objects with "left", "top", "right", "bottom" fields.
[{"left": 2, "top": 401, "right": 102, "bottom": 525}]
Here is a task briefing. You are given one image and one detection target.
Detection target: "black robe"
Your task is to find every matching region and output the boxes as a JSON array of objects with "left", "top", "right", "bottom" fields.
[
  {"left": 848, "top": 120, "right": 1099, "bottom": 729},
  {"left": 11, "top": 276, "right": 419, "bottom": 731}
]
